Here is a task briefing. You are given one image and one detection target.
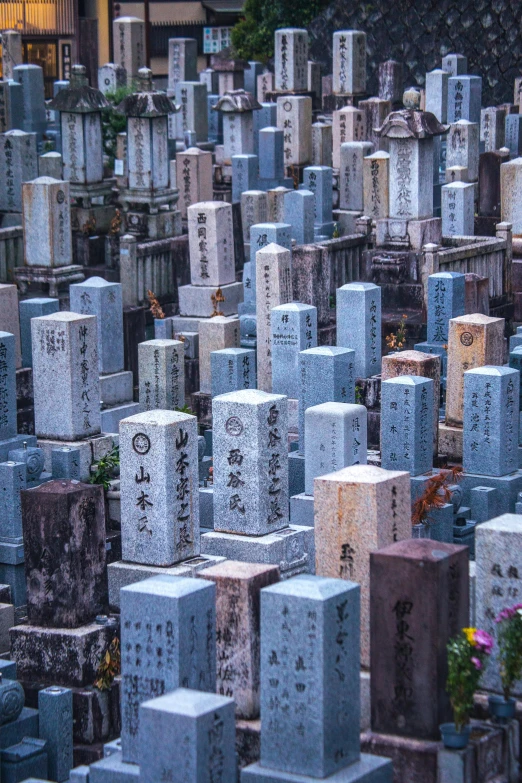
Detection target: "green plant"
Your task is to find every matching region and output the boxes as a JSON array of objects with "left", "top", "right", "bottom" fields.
[
  {"left": 446, "top": 628, "right": 493, "bottom": 731},
  {"left": 101, "top": 83, "right": 135, "bottom": 168},
  {"left": 355, "top": 384, "right": 363, "bottom": 404},
  {"left": 230, "top": 0, "right": 329, "bottom": 61},
  {"left": 385, "top": 314, "right": 408, "bottom": 351},
  {"left": 332, "top": 222, "right": 340, "bottom": 238},
  {"left": 176, "top": 404, "right": 194, "bottom": 416},
  {"left": 495, "top": 603, "right": 522, "bottom": 700},
  {"left": 89, "top": 446, "right": 120, "bottom": 491},
  {"left": 94, "top": 636, "right": 121, "bottom": 691}
]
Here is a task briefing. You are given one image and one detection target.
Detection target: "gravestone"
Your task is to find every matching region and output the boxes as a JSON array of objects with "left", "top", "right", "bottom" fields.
[
  {"left": 442, "top": 53, "right": 468, "bottom": 76},
  {"left": 70, "top": 277, "right": 124, "bottom": 375},
  {"left": 463, "top": 366, "right": 519, "bottom": 477},
  {"left": 31, "top": 313, "right": 101, "bottom": 441},
  {"left": 0, "top": 333, "right": 19, "bottom": 448},
  {"left": 187, "top": 201, "right": 235, "bottom": 287},
  {"left": 425, "top": 69, "right": 449, "bottom": 124},
  {"left": 445, "top": 313, "right": 504, "bottom": 427},
  {"left": 332, "top": 106, "right": 367, "bottom": 169},
  {"left": 22, "top": 177, "right": 72, "bottom": 268},
  {"left": 0, "top": 459, "right": 26, "bottom": 540},
  {"left": 98, "top": 63, "right": 126, "bottom": 95},
  {"left": 257, "top": 72, "right": 275, "bottom": 102},
  {"left": 481, "top": 106, "right": 505, "bottom": 152},
  {"left": 378, "top": 60, "right": 403, "bottom": 104},
  {"left": 304, "top": 402, "right": 367, "bottom": 495},
  {"left": 315, "top": 463, "right": 411, "bottom": 669},
  {"left": 176, "top": 148, "right": 213, "bottom": 220},
  {"left": 38, "top": 152, "right": 63, "bottom": 179},
  {"left": 175, "top": 82, "right": 208, "bottom": 144},
  {"left": 337, "top": 282, "right": 381, "bottom": 379},
  {"left": 1, "top": 31, "right": 22, "bottom": 82},
  {"left": 339, "top": 142, "right": 373, "bottom": 211},
  {"left": 381, "top": 375, "right": 434, "bottom": 476},
  {"left": 200, "top": 560, "right": 279, "bottom": 718},
  {"left": 210, "top": 347, "right": 256, "bottom": 397},
  {"left": 258, "top": 127, "right": 286, "bottom": 186},
  {"left": 232, "top": 154, "right": 258, "bottom": 202},
  {"left": 138, "top": 340, "right": 185, "bottom": 411},
  {"left": 139, "top": 689, "right": 236, "bottom": 783},
  {"left": 12, "top": 65, "right": 46, "bottom": 138},
  {"left": 112, "top": 17, "right": 146, "bottom": 82},
  {"left": 276, "top": 96, "right": 312, "bottom": 166},
  {"left": 333, "top": 30, "right": 366, "bottom": 96},
  {"left": 298, "top": 346, "right": 356, "bottom": 452},
  {"left": 501, "top": 157, "right": 522, "bottom": 233},
  {"left": 212, "top": 389, "right": 288, "bottom": 536},
  {"left": 312, "top": 122, "right": 332, "bottom": 167},
  {"left": 38, "top": 687, "right": 73, "bottom": 783},
  {"left": 120, "top": 575, "right": 216, "bottom": 763},
  {"left": 0, "top": 286, "right": 21, "bottom": 368},
  {"left": 441, "top": 181, "right": 475, "bottom": 235},
  {"left": 271, "top": 303, "right": 317, "bottom": 399},
  {"left": 274, "top": 29, "right": 308, "bottom": 92},
  {"left": 283, "top": 189, "right": 315, "bottom": 244},
  {"left": 255, "top": 243, "right": 293, "bottom": 392},
  {"left": 370, "top": 539, "right": 469, "bottom": 739},
  {"left": 241, "top": 191, "right": 268, "bottom": 242},
  {"left": 21, "top": 479, "right": 107, "bottom": 627},
  {"left": 246, "top": 61, "right": 263, "bottom": 97},
  {"left": 303, "top": 165, "right": 334, "bottom": 236},
  {"left": 359, "top": 97, "right": 392, "bottom": 151},
  {"left": 447, "top": 75, "right": 482, "bottom": 124},
  {"left": 505, "top": 115, "right": 522, "bottom": 158},
  {"left": 0, "top": 131, "right": 38, "bottom": 214},
  {"left": 250, "top": 224, "right": 292, "bottom": 299},
  {"left": 198, "top": 317, "right": 240, "bottom": 396},
  {"left": 167, "top": 38, "right": 197, "bottom": 93},
  {"left": 446, "top": 120, "right": 479, "bottom": 181},
  {"left": 363, "top": 151, "right": 390, "bottom": 219},
  {"left": 119, "top": 410, "right": 199, "bottom": 565},
  {"left": 253, "top": 103, "right": 277, "bottom": 155}
]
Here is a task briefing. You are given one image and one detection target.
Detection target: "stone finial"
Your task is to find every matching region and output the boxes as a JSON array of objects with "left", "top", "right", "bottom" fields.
[{"left": 376, "top": 108, "right": 448, "bottom": 139}]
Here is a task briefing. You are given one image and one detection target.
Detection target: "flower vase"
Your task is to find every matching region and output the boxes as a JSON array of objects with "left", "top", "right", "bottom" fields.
[
  {"left": 488, "top": 695, "right": 516, "bottom": 724},
  {"left": 439, "top": 722, "right": 471, "bottom": 749}
]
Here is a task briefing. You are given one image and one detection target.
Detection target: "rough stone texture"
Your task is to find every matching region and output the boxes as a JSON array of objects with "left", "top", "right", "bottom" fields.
[
  {"left": 70, "top": 278, "right": 124, "bottom": 375},
  {"left": 0, "top": 287, "right": 21, "bottom": 369},
  {"left": 21, "top": 480, "right": 107, "bottom": 628},
  {"left": 38, "top": 687, "right": 73, "bottom": 783},
  {"left": 0, "top": 332, "right": 18, "bottom": 439},
  {"left": 314, "top": 464, "right": 411, "bottom": 667},
  {"left": 188, "top": 201, "right": 235, "bottom": 287},
  {"left": 363, "top": 151, "right": 390, "bottom": 220},
  {"left": 381, "top": 350, "right": 441, "bottom": 456},
  {"left": 271, "top": 303, "right": 317, "bottom": 400},
  {"left": 381, "top": 376, "right": 434, "bottom": 477},
  {"left": 31, "top": 312, "right": 101, "bottom": 441},
  {"left": 120, "top": 575, "right": 216, "bottom": 763},
  {"left": 199, "top": 560, "right": 280, "bottom": 719},
  {"left": 445, "top": 313, "right": 504, "bottom": 428},
  {"left": 211, "top": 347, "right": 256, "bottom": 397},
  {"left": 139, "top": 689, "right": 236, "bottom": 783},
  {"left": 22, "top": 177, "right": 72, "bottom": 268},
  {"left": 476, "top": 515, "right": 522, "bottom": 696},
  {"left": 119, "top": 410, "right": 199, "bottom": 566},
  {"left": 138, "top": 339, "right": 185, "bottom": 411},
  {"left": 501, "top": 156, "right": 522, "bottom": 233},
  {"left": 309, "top": 3, "right": 520, "bottom": 107},
  {"left": 198, "top": 316, "right": 240, "bottom": 396},
  {"left": 259, "top": 575, "right": 360, "bottom": 778},
  {"left": 337, "top": 282, "right": 381, "bottom": 380},
  {"left": 370, "top": 539, "right": 469, "bottom": 740},
  {"left": 212, "top": 389, "right": 288, "bottom": 536},
  {"left": 19, "top": 298, "right": 59, "bottom": 369},
  {"left": 9, "top": 622, "right": 115, "bottom": 687}
]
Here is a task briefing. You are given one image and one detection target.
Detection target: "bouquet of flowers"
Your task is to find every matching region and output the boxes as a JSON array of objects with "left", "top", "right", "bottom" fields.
[
  {"left": 446, "top": 627, "right": 494, "bottom": 731},
  {"left": 495, "top": 603, "right": 522, "bottom": 701}
]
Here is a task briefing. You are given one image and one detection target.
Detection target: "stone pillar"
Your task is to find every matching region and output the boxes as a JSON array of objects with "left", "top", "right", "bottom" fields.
[
  {"left": 283, "top": 189, "right": 315, "bottom": 244},
  {"left": 378, "top": 60, "right": 403, "bottom": 104},
  {"left": 138, "top": 339, "right": 185, "bottom": 411},
  {"left": 119, "top": 410, "right": 199, "bottom": 565},
  {"left": 481, "top": 105, "right": 505, "bottom": 152},
  {"left": 311, "top": 122, "right": 332, "bottom": 167},
  {"left": 332, "top": 106, "right": 366, "bottom": 169},
  {"left": 22, "top": 177, "right": 72, "bottom": 267},
  {"left": 21, "top": 479, "right": 107, "bottom": 627},
  {"left": 445, "top": 313, "right": 504, "bottom": 427},
  {"left": 339, "top": 141, "right": 373, "bottom": 211},
  {"left": 276, "top": 96, "right": 312, "bottom": 166},
  {"left": 188, "top": 201, "right": 235, "bottom": 287},
  {"left": 198, "top": 317, "right": 240, "bottom": 395},
  {"left": 370, "top": 539, "right": 469, "bottom": 739},
  {"left": 425, "top": 69, "right": 449, "bottom": 124},
  {"left": 120, "top": 575, "right": 216, "bottom": 762},
  {"left": 441, "top": 181, "right": 475, "bottom": 235},
  {"left": 381, "top": 375, "right": 434, "bottom": 476},
  {"left": 1, "top": 31, "right": 22, "bottom": 81},
  {"left": 271, "top": 303, "right": 317, "bottom": 399},
  {"left": 176, "top": 148, "right": 213, "bottom": 219},
  {"left": 447, "top": 75, "right": 482, "bottom": 124},
  {"left": 315, "top": 464, "right": 411, "bottom": 667},
  {"left": 363, "top": 151, "right": 390, "bottom": 219},
  {"left": 336, "top": 282, "right": 381, "bottom": 379},
  {"left": 199, "top": 560, "right": 280, "bottom": 719},
  {"left": 167, "top": 38, "right": 197, "bottom": 92},
  {"left": 212, "top": 389, "right": 288, "bottom": 535},
  {"left": 255, "top": 243, "right": 293, "bottom": 392},
  {"left": 0, "top": 286, "right": 21, "bottom": 368},
  {"left": 388, "top": 136, "right": 434, "bottom": 220},
  {"left": 70, "top": 277, "right": 124, "bottom": 375},
  {"left": 274, "top": 28, "right": 308, "bottom": 92},
  {"left": 175, "top": 81, "right": 208, "bottom": 144},
  {"left": 332, "top": 30, "right": 366, "bottom": 96},
  {"left": 112, "top": 17, "right": 146, "bottom": 82},
  {"left": 501, "top": 158, "right": 522, "bottom": 233},
  {"left": 31, "top": 313, "right": 101, "bottom": 440},
  {"left": 38, "top": 687, "right": 73, "bottom": 783},
  {"left": 0, "top": 130, "right": 37, "bottom": 213},
  {"left": 446, "top": 119, "right": 479, "bottom": 181},
  {"left": 210, "top": 347, "right": 256, "bottom": 397},
  {"left": 241, "top": 190, "right": 268, "bottom": 242}
]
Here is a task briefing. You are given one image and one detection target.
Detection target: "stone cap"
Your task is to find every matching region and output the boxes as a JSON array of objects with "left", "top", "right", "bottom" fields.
[
  {"left": 213, "top": 89, "right": 261, "bottom": 113},
  {"left": 451, "top": 313, "right": 503, "bottom": 325},
  {"left": 2, "top": 129, "right": 32, "bottom": 138},
  {"left": 114, "top": 15, "right": 144, "bottom": 23},
  {"left": 376, "top": 108, "right": 448, "bottom": 139},
  {"left": 442, "top": 181, "right": 474, "bottom": 189},
  {"left": 22, "top": 478, "right": 87, "bottom": 495},
  {"left": 338, "top": 281, "right": 379, "bottom": 291},
  {"left": 272, "top": 302, "right": 316, "bottom": 313},
  {"left": 430, "top": 271, "right": 465, "bottom": 279},
  {"left": 316, "top": 463, "right": 409, "bottom": 485},
  {"left": 306, "top": 401, "right": 366, "bottom": 416},
  {"left": 262, "top": 573, "right": 358, "bottom": 600},
  {"left": 141, "top": 687, "right": 233, "bottom": 717},
  {"left": 211, "top": 347, "right": 253, "bottom": 356},
  {"left": 139, "top": 338, "right": 184, "bottom": 348},
  {"left": 34, "top": 311, "right": 94, "bottom": 323},
  {"left": 278, "top": 26, "right": 308, "bottom": 34},
  {"left": 213, "top": 388, "right": 286, "bottom": 405},
  {"left": 48, "top": 65, "right": 110, "bottom": 113},
  {"left": 366, "top": 151, "right": 390, "bottom": 159},
  {"left": 382, "top": 374, "right": 433, "bottom": 387},
  {"left": 26, "top": 175, "right": 63, "bottom": 185},
  {"left": 116, "top": 69, "right": 179, "bottom": 117},
  {"left": 189, "top": 200, "right": 231, "bottom": 211},
  {"left": 476, "top": 513, "right": 522, "bottom": 534},
  {"left": 120, "top": 409, "right": 195, "bottom": 426},
  {"left": 121, "top": 574, "right": 211, "bottom": 598},
  {"left": 200, "top": 559, "right": 280, "bottom": 581},
  {"left": 71, "top": 276, "right": 116, "bottom": 289},
  {"left": 256, "top": 242, "right": 291, "bottom": 257},
  {"left": 372, "top": 538, "right": 468, "bottom": 562},
  {"left": 464, "top": 365, "right": 517, "bottom": 377},
  {"left": 382, "top": 349, "right": 437, "bottom": 362},
  {"left": 301, "top": 346, "right": 354, "bottom": 357}
]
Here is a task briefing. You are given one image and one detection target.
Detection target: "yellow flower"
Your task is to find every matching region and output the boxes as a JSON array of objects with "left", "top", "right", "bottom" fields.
[{"left": 463, "top": 627, "right": 477, "bottom": 646}]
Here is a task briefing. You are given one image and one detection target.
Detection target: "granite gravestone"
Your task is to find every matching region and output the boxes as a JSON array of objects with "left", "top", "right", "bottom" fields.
[
  {"left": 381, "top": 376, "right": 434, "bottom": 477},
  {"left": 337, "top": 283, "right": 381, "bottom": 380}
]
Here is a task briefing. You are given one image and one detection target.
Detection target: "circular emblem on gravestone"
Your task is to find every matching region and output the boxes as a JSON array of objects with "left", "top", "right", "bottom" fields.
[
  {"left": 282, "top": 100, "right": 292, "bottom": 112},
  {"left": 104, "top": 77, "right": 111, "bottom": 86},
  {"left": 56, "top": 190, "right": 65, "bottom": 204},
  {"left": 26, "top": 451, "right": 44, "bottom": 478},
  {"left": 460, "top": 331, "right": 473, "bottom": 347},
  {"left": 132, "top": 433, "right": 151, "bottom": 455},
  {"left": 225, "top": 416, "right": 243, "bottom": 436}
]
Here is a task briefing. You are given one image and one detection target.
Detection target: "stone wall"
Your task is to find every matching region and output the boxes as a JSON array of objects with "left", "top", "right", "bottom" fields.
[{"left": 309, "top": 0, "right": 522, "bottom": 107}]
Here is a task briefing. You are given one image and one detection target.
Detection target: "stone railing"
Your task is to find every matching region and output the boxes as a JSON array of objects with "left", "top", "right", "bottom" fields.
[
  {"left": 119, "top": 233, "right": 190, "bottom": 308},
  {"left": 421, "top": 223, "right": 512, "bottom": 303},
  {"left": 0, "top": 226, "right": 24, "bottom": 284}
]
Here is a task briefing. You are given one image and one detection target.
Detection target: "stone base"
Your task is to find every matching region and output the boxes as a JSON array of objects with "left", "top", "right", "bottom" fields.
[
  {"left": 172, "top": 315, "right": 215, "bottom": 333},
  {"left": 124, "top": 207, "right": 181, "bottom": 241},
  {"left": 37, "top": 433, "right": 119, "bottom": 481},
  {"left": 460, "top": 470, "right": 522, "bottom": 515},
  {"left": 199, "top": 486, "right": 214, "bottom": 529},
  {"left": 0, "top": 434, "right": 37, "bottom": 462},
  {"left": 201, "top": 525, "right": 315, "bottom": 579},
  {"left": 361, "top": 731, "right": 440, "bottom": 783},
  {"left": 119, "top": 186, "right": 178, "bottom": 211},
  {"left": 99, "top": 372, "right": 134, "bottom": 408},
  {"left": 257, "top": 177, "right": 294, "bottom": 190},
  {"left": 178, "top": 281, "right": 244, "bottom": 317},
  {"left": 73, "top": 679, "right": 121, "bottom": 744},
  {"left": 290, "top": 493, "right": 314, "bottom": 527},
  {"left": 0, "top": 539, "right": 24, "bottom": 567},
  {"left": 0, "top": 707, "right": 39, "bottom": 750},
  {"left": 70, "top": 178, "right": 115, "bottom": 207},
  {"left": 1, "top": 736, "right": 48, "bottom": 781},
  {"left": 242, "top": 755, "right": 392, "bottom": 783},
  {"left": 453, "top": 520, "right": 477, "bottom": 558},
  {"left": 72, "top": 204, "right": 116, "bottom": 237},
  {"left": 100, "top": 403, "right": 141, "bottom": 435},
  {"left": 14, "top": 265, "right": 85, "bottom": 299},
  {"left": 288, "top": 451, "right": 305, "bottom": 497},
  {"left": 107, "top": 555, "right": 226, "bottom": 609},
  {"left": 10, "top": 622, "right": 116, "bottom": 687},
  {"left": 438, "top": 423, "right": 463, "bottom": 462},
  {"left": 376, "top": 217, "right": 442, "bottom": 251},
  {"left": 314, "top": 221, "right": 335, "bottom": 238},
  {"left": 89, "top": 751, "right": 140, "bottom": 783}
]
